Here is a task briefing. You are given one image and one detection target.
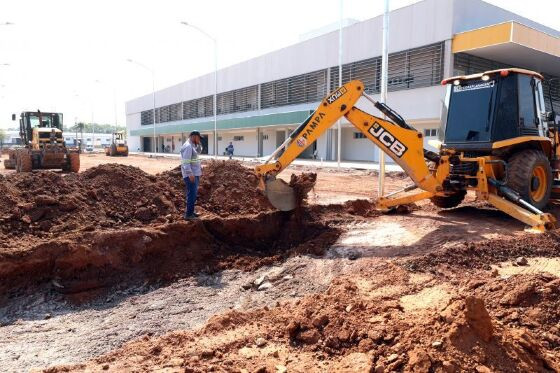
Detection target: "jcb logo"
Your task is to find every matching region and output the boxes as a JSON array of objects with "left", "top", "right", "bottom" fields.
[
  {"left": 327, "top": 86, "right": 347, "bottom": 104},
  {"left": 368, "top": 122, "right": 408, "bottom": 158}
]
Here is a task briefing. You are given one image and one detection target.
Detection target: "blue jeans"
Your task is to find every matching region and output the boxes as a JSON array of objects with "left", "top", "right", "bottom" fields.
[{"left": 184, "top": 176, "right": 199, "bottom": 217}]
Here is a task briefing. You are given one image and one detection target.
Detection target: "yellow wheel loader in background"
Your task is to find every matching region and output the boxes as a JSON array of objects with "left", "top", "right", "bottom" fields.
[
  {"left": 4, "top": 111, "right": 80, "bottom": 173},
  {"left": 256, "top": 68, "right": 559, "bottom": 232},
  {"left": 105, "top": 131, "right": 129, "bottom": 156}
]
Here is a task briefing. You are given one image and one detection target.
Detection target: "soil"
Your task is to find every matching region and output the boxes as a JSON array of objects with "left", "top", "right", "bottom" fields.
[
  {"left": 2, "top": 154, "right": 560, "bottom": 372},
  {"left": 45, "top": 249, "right": 560, "bottom": 373}
]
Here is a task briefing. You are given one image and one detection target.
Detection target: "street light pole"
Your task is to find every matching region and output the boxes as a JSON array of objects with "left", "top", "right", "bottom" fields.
[
  {"left": 337, "top": 0, "right": 343, "bottom": 168},
  {"left": 378, "top": 0, "right": 390, "bottom": 198},
  {"left": 180, "top": 21, "right": 218, "bottom": 158},
  {"left": 127, "top": 59, "right": 157, "bottom": 153}
]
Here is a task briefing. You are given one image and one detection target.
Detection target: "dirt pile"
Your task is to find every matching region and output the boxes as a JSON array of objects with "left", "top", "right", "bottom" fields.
[
  {"left": 160, "top": 160, "right": 275, "bottom": 216},
  {"left": 46, "top": 263, "right": 560, "bottom": 372},
  {"left": 406, "top": 230, "right": 560, "bottom": 272},
  {"left": 0, "top": 165, "right": 178, "bottom": 240},
  {"left": 0, "top": 161, "right": 282, "bottom": 243}
]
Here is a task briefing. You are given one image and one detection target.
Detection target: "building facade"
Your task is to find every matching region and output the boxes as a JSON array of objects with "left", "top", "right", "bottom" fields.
[{"left": 125, "top": 0, "right": 560, "bottom": 162}]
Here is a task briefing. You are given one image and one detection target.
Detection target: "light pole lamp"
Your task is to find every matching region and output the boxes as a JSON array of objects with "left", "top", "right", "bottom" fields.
[
  {"left": 127, "top": 58, "right": 157, "bottom": 153},
  {"left": 180, "top": 21, "right": 218, "bottom": 158}
]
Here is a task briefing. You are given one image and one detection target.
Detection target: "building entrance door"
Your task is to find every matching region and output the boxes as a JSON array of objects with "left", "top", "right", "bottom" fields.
[
  {"left": 200, "top": 135, "right": 209, "bottom": 154},
  {"left": 276, "top": 130, "right": 285, "bottom": 148},
  {"left": 143, "top": 137, "right": 152, "bottom": 152}
]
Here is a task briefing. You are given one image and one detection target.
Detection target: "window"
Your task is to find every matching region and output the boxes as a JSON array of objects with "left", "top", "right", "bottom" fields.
[
  {"left": 141, "top": 110, "right": 154, "bottom": 125},
  {"left": 217, "top": 136, "right": 222, "bottom": 141},
  {"left": 518, "top": 75, "right": 537, "bottom": 129},
  {"left": 354, "top": 132, "right": 366, "bottom": 139},
  {"left": 261, "top": 69, "right": 327, "bottom": 109},
  {"left": 330, "top": 43, "right": 443, "bottom": 93},
  {"left": 424, "top": 129, "right": 438, "bottom": 137},
  {"left": 262, "top": 134, "right": 269, "bottom": 140},
  {"left": 233, "top": 136, "right": 244, "bottom": 141},
  {"left": 184, "top": 95, "right": 213, "bottom": 119}
]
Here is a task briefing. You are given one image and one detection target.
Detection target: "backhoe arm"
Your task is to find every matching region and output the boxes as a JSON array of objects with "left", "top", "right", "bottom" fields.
[
  {"left": 255, "top": 80, "right": 365, "bottom": 179},
  {"left": 344, "top": 106, "right": 442, "bottom": 194},
  {"left": 254, "top": 80, "right": 443, "bottom": 210}
]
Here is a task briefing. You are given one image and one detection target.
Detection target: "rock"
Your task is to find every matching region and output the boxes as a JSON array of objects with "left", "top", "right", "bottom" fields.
[
  {"left": 500, "top": 283, "right": 536, "bottom": 306},
  {"left": 21, "top": 215, "right": 31, "bottom": 224},
  {"left": 337, "top": 329, "right": 351, "bottom": 342},
  {"left": 431, "top": 340, "right": 443, "bottom": 348},
  {"left": 475, "top": 365, "right": 492, "bottom": 373},
  {"left": 241, "top": 282, "right": 252, "bottom": 290},
  {"left": 282, "top": 274, "right": 293, "bottom": 280},
  {"left": 465, "top": 296, "right": 493, "bottom": 342},
  {"left": 134, "top": 207, "right": 152, "bottom": 222},
  {"left": 387, "top": 353, "right": 399, "bottom": 363},
  {"left": 256, "top": 337, "right": 267, "bottom": 347},
  {"left": 324, "top": 336, "right": 341, "bottom": 349},
  {"left": 442, "top": 361, "right": 457, "bottom": 373},
  {"left": 515, "top": 257, "right": 528, "bottom": 266},
  {"left": 275, "top": 365, "right": 287, "bottom": 373},
  {"left": 254, "top": 275, "right": 267, "bottom": 287},
  {"left": 44, "top": 313, "right": 52, "bottom": 320},
  {"left": 490, "top": 268, "right": 499, "bottom": 277},
  {"left": 102, "top": 364, "right": 109, "bottom": 370},
  {"left": 345, "top": 304, "right": 353, "bottom": 312},
  {"left": 358, "top": 337, "right": 374, "bottom": 352},
  {"left": 311, "top": 314, "right": 329, "bottom": 329},
  {"left": 407, "top": 349, "right": 431, "bottom": 373},
  {"left": 374, "top": 364, "right": 385, "bottom": 373},
  {"left": 287, "top": 321, "right": 300, "bottom": 338},
  {"left": 257, "top": 281, "right": 273, "bottom": 291},
  {"left": 297, "top": 329, "right": 320, "bottom": 344}
]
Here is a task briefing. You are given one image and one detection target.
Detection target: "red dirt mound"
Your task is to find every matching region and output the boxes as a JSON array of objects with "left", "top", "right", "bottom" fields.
[
  {"left": 160, "top": 160, "right": 274, "bottom": 216},
  {"left": 46, "top": 264, "right": 560, "bottom": 372},
  {"left": 406, "top": 230, "right": 560, "bottom": 272}
]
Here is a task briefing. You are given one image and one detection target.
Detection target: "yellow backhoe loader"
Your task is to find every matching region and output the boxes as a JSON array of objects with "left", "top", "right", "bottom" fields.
[
  {"left": 255, "top": 68, "right": 559, "bottom": 232},
  {"left": 105, "top": 131, "right": 129, "bottom": 156}
]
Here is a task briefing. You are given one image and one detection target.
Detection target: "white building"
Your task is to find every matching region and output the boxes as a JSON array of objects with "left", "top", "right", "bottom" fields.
[{"left": 126, "top": 0, "right": 560, "bottom": 162}]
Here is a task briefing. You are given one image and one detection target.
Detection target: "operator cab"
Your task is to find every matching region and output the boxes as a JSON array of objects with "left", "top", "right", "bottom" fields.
[
  {"left": 13, "top": 111, "right": 64, "bottom": 146},
  {"left": 441, "top": 68, "right": 549, "bottom": 153}
]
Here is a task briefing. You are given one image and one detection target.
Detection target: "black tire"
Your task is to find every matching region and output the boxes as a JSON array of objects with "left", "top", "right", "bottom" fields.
[
  {"left": 430, "top": 190, "right": 467, "bottom": 209},
  {"left": 15, "top": 152, "right": 21, "bottom": 172},
  {"left": 68, "top": 153, "right": 80, "bottom": 173},
  {"left": 507, "top": 149, "right": 552, "bottom": 210},
  {"left": 19, "top": 151, "right": 32, "bottom": 172}
]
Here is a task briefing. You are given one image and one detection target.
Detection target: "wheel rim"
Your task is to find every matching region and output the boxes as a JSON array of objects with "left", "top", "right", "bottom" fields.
[{"left": 530, "top": 165, "right": 547, "bottom": 202}]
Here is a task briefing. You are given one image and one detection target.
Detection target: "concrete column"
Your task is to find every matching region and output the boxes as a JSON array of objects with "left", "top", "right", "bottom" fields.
[{"left": 443, "top": 39, "right": 453, "bottom": 78}]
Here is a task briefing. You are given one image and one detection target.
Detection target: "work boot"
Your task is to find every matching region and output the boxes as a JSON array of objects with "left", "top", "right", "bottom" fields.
[{"left": 184, "top": 214, "right": 199, "bottom": 220}]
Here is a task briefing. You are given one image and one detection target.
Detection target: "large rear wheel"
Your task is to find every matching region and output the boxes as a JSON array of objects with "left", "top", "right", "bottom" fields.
[
  {"left": 19, "top": 151, "right": 32, "bottom": 172},
  {"left": 68, "top": 153, "right": 80, "bottom": 173},
  {"left": 507, "top": 149, "right": 552, "bottom": 210},
  {"left": 430, "top": 190, "right": 466, "bottom": 209}
]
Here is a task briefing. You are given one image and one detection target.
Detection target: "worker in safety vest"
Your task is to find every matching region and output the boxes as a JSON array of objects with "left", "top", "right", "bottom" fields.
[{"left": 180, "top": 131, "right": 202, "bottom": 219}]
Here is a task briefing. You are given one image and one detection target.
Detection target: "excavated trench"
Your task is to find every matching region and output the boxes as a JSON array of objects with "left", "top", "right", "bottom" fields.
[{"left": 0, "top": 210, "right": 340, "bottom": 303}]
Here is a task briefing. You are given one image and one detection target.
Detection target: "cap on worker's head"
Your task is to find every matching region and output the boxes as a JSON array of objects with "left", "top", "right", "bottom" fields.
[{"left": 190, "top": 130, "right": 201, "bottom": 137}]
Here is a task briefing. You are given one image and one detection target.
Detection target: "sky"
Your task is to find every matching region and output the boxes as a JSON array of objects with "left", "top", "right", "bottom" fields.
[{"left": 0, "top": 0, "right": 559, "bottom": 130}]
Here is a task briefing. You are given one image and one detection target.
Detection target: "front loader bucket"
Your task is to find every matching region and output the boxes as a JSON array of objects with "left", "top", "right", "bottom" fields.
[{"left": 265, "top": 178, "right": 296, "bottom": 211}]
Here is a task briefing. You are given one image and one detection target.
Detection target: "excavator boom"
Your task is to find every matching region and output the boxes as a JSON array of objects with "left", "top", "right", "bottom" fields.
[{"left": 254, "top": 80, "right": 442, "bottom": 210}]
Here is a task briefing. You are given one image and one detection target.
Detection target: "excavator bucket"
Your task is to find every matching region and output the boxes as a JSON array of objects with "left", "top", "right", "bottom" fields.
[{"left": 265, "top": 178, "right": 296, "bottom": 211}]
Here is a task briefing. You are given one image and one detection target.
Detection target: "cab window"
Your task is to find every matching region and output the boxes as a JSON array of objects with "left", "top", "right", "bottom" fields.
[{"left": 518, "top": 75, "right": 537, "bottom": 129}]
